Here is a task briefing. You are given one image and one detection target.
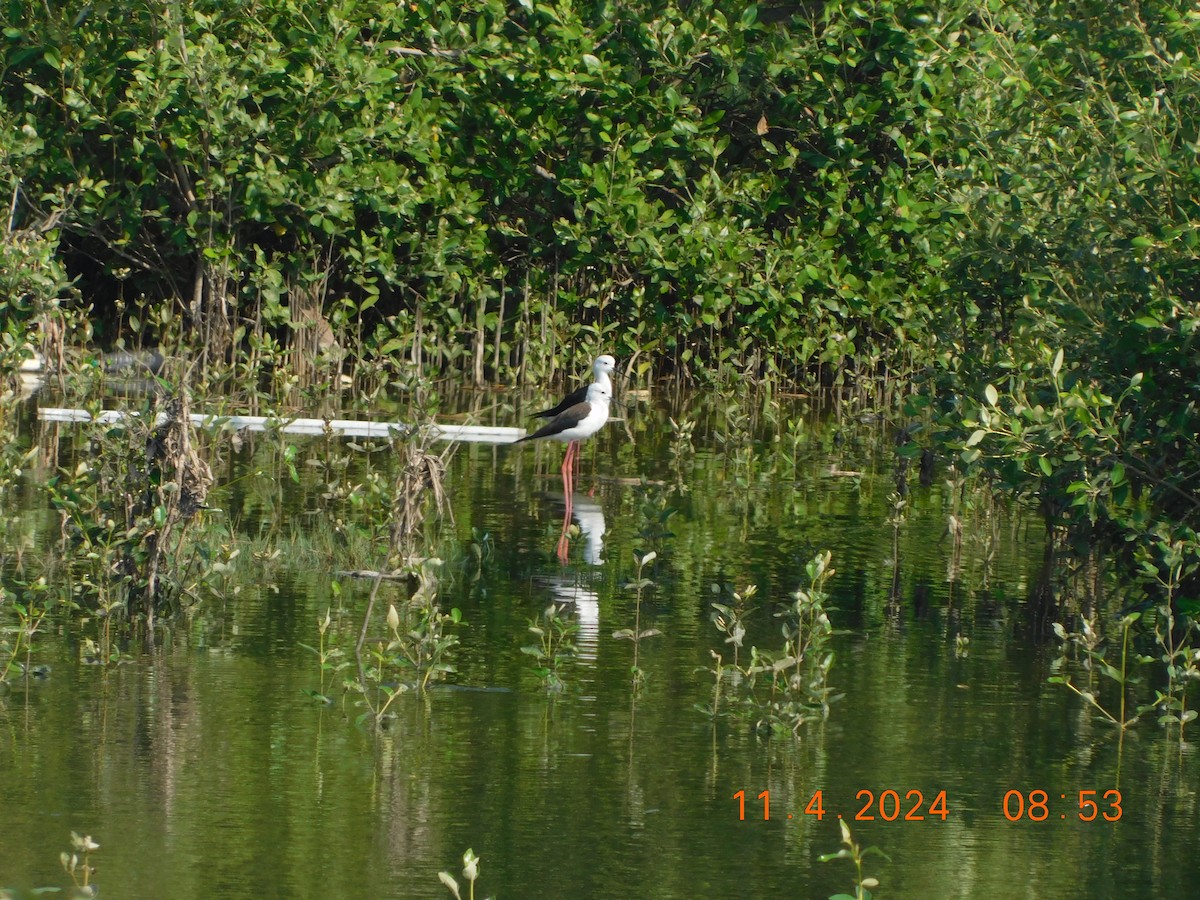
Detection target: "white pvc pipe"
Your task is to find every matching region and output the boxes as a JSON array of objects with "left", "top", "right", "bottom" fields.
[{"left": 37, "top": 408, "right": 524, "bottom": 444}]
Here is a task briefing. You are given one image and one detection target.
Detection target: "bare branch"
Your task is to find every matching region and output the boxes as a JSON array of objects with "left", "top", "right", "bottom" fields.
[{"left": 388, "top": 46, "right": 464, "bottom": 59}]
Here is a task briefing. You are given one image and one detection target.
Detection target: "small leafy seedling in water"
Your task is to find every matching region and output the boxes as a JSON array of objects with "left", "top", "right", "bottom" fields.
[
  {"left": 299, "top": 606, "right": 348, "bottom": 703},
  {"left": 820, "top": 819, "right": 889, "bottom": 900},
  {"left": 614, "top": 551, "right": 662, "bottom": 686},
  {"left": 61, "top": 830, "right": 101, "bottom": 895},
  {"left": 703, "top": 552, "right": 841, "bottom": 736},
  {"left": 710, "top": 582, "right": 756, "bottom": 670},
  {"left": 439, "top": 848, "right": 486, "bottom": 900},
  {"left": 1048, "top": 613, "right": 1156, "bottom": 732},
  {"left": 522, "top": 603, "right": 578, "bottom": 691}
]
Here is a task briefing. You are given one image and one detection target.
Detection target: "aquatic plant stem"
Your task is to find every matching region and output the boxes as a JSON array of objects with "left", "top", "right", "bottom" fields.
[
  {"left": 355, "top": 572, "right": 385, "bottom": 713},
  {"left": 1113, "top": 619, "right": 1123, "bottom": 734}
]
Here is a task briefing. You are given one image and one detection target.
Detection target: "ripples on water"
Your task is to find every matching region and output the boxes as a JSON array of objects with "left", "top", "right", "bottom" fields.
[{"left": 0, "top": 388, "right": 1196, "bottom": 898}]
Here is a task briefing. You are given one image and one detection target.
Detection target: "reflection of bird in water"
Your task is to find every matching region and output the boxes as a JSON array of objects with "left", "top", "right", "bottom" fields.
[
  {"left": 569, "top": 494, "right": 606, "bottom": 566},
  {"left": 545, "top": 577, "right": 600, "bottom": 664},
  {"left": 533, "top": 493, "right": 606, "bottom": 663}
]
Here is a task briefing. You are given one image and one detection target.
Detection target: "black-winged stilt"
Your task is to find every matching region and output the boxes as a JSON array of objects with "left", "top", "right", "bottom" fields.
[
  {"left": 517, "top": 381, "right": 612, "bottom": 485},
  {"left": 532, "top": 354, "right": 616, "bottom": 420},
  {"left": 531, "top": 354, "right": 616, "bottom": 498},
  {"left": 516, "top": 382, "right": 612, "bottom": 559}
]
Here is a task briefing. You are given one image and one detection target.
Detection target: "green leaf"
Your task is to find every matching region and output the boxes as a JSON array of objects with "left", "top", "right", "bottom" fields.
[
  {"left": 1038, "top": 456, "right": 1053, "bottom": 476},
  {"left": 984, "top": 384, "right": 999, "bottom": 406}
]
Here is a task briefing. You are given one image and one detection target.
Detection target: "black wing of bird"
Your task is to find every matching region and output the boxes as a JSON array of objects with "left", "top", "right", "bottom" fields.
[
  {"left": 531, "top": 382, "right": 588, "bottom": 419},
  {"left": 517, "top": 399, "right": 591, "bottom": 443}
]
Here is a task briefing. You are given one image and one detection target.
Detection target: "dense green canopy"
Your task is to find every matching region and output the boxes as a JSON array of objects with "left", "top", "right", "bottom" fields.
[{"left": 3, "top": 0, "right": 1200, "bottom": 593}]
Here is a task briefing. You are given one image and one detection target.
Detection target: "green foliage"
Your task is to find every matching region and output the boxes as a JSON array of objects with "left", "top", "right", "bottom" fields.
[
  {"left": 8, "top": 0, "right": 1195, "bottom": 393},
  {"left": 820, "top": 819, "right": 888, "bottom": 900},
  {"left": 0, "top": 38, "right": 77, "bottom": 370},
  {"left": 900, "top": 0, "right": 1200, "bottom": 665},
  {"left": 1050, "top": 534, "right": 1200, "bottom": 734},
  {"left": 705, "top": 551, "right": 840, "bottom": 736},
  {"left": 614, "top": 549, "right": 662, "bottom": 685},
  {"left": 0, "top": 577, "right": 51, "bottom": 684},
  {"left": 0, "top": 228, "right": 74, "bottom": 370},
  {"left": 299, "top": 606, "right": 350, "bottom": 704},
  {"left": 522, "top": 602, "right": 578, "bottom": 691},
  {"left": 438, "top": 848, "right": 483, "bottom": 900},
  {"left": 1048, "top": 613, "right": 1158, "bottom": 731},
  {"left": 5, "top": 0, "right": 1200, "bottom": 651},
  {"left": 359, "top": 559, "right": 460, "bottom": 713},
  {"left": 42, "top": 394, "right": 217, "bottom": 624},
  {"left": 0, "top": 0, "right": 1011, "bottom": 380},
  {"left": 6, "top": 0, "right": 1197, "bottom": 377}
]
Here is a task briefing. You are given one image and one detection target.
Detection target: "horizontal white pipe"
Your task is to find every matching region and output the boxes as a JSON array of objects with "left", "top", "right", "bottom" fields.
[{"left": 37, "top": 408, "right": 524, "bottom": 444}]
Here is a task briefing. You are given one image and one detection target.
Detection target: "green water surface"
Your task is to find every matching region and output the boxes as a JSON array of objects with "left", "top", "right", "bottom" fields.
[{"left": 1, "top": 388, "right": 1196, "bottom": 898}]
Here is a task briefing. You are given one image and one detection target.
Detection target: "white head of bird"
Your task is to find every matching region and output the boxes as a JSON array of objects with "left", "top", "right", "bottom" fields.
[
  {"left": 586, "top": 380, "right": 612, "bottom": 406},
  {"left": 593, "top": 354, "right": 616, "bottom": 383}
]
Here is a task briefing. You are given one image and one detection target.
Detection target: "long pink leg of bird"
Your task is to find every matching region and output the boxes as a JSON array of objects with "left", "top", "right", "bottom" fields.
[
  {"left": 557, "top": 442, "right": 578, "bottom": 563},
  {"left": 561, "top": 441, "right": 577, "bottom": 521}
]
